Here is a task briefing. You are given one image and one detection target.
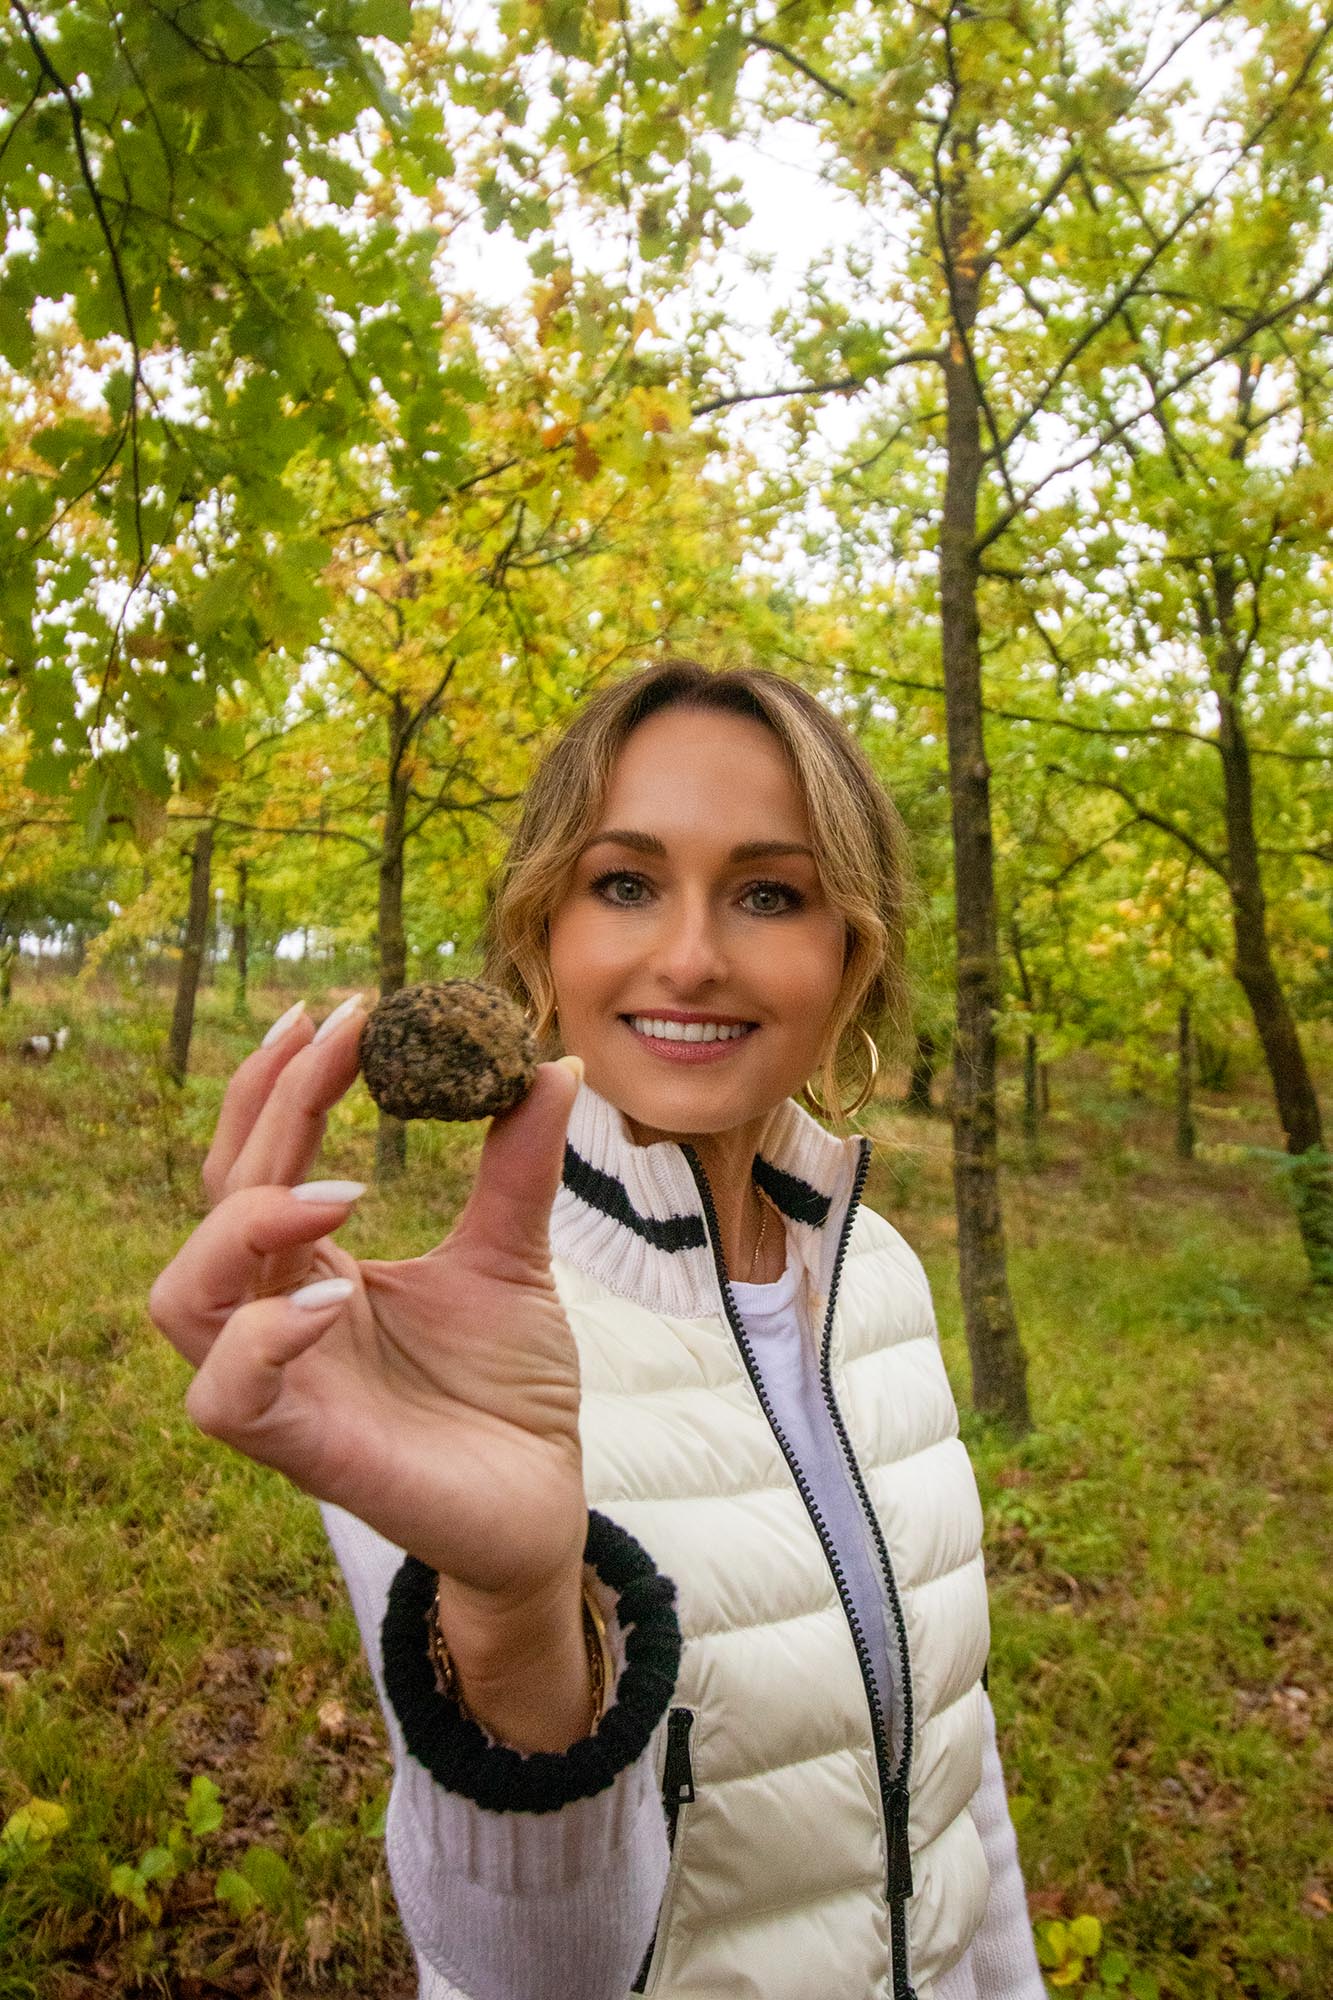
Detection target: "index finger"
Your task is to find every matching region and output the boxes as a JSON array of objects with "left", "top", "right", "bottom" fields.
[
  {"left": 223, "top": 1000, "right": 366, "bottom": 1197},
  {"left": 203, "top": 1004, "right": 316, "bottom": 1205}
]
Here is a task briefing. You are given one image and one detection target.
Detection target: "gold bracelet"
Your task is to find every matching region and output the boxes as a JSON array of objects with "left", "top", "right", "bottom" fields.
[{"left": 429, "top": 1579, "right": 611, "bottom": 1740}]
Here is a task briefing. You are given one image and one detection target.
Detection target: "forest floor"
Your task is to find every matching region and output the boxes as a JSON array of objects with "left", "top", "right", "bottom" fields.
[{"left": 1, "top": 976, "right": 1330, "bottom": 1999}]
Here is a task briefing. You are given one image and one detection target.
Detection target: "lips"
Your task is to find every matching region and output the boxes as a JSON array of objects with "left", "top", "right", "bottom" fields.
[
  {"left": 621, "top": 1014, "right": 758, "bottom": 1065},
  {"left": 628, "top": 1016, "right": 754, "bottom": 1043}
]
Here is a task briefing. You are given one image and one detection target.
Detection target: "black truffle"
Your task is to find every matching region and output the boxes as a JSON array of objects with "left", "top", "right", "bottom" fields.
[{"left": 359, "top": 981, "right": 538, "bottom": 1122}]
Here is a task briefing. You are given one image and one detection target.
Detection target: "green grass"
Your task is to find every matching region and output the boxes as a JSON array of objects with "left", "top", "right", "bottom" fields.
[{"left": 2, "top": 976, "right": 1330, "bottom": 1996}]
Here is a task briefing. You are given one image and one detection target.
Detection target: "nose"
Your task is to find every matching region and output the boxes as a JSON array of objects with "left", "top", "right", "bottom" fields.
[{"left": 650, "top": 890, "right": 728, "bottom": 996}]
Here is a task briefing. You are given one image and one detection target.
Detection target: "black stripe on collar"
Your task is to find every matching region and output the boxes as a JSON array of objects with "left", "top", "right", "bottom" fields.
[
  {"left": 562, "top": 1145, "right": 708, "bottom": 1253},
  {"left": 753, "top": 1153, "right": 832, "bottom": 1227}
]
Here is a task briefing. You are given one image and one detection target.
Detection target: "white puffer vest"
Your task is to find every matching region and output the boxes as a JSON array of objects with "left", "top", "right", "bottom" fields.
[{"left": 550, "top": 1087, "right": 992, "bottom": 2000}]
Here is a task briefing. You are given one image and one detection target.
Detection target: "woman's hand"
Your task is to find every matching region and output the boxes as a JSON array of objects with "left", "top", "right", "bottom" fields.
[{"left": 148, "top": 1001, "right": 589, "bottom": 1624}]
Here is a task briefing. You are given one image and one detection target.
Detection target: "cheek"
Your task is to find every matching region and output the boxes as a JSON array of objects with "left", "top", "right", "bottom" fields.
[
  {"left": 790, "top": 921, "right": 849, "bottom": 1016},
  {"left": 548, "top": 903, "right": 621, "bottom": 1012},
  {"left": 546, "top": 910, "right": 581, "bottom": 1016}
]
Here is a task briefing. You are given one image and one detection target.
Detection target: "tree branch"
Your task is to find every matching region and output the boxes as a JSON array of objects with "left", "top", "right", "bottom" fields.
[
  {"left": 854, "top": 669, "right": 1215, "bottom": 749},
  {"left": 172, "top": 810, "right": 377, "bottom": 857},
  {"left": 977, "top": 243, "right": 1333, "bottom": 551},
  {"left": 745, "top": 32, "right": 854, "bottom": 105},
  {"left": 1046, "top": 764, "right": 1228, "bottom": 880},
  {"left": 995, "top": 19, "right": 1333, "bottom": 469},
  {"left": 13, "top": 0, "right": 146, "bottom": 574},
  {"left": 693, "top": 346, "right": 944, "bottom": 416},
  {"left": 1042, "top": 817, "right": 1145, "bottom": 891},
  {"left": 315, "top": 641, "right": 394, "bottom": 705},
  {"left": 992, "top": 151, "right": 1082, "bottom": 261}
]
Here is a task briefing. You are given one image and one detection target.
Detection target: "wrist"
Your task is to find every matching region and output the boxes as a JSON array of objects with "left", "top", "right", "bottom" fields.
[
  {"left": 435, "top": 1562, "right": 594, "bottom": 1753},
  {"left": 381, "top": 1510, "right": 683, "bottom": 1813}
]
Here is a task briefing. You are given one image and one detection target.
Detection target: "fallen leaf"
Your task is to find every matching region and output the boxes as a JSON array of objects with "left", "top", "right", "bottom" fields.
[{"left": 317, "top": 1698, "right": 349, "bottom": 1741}]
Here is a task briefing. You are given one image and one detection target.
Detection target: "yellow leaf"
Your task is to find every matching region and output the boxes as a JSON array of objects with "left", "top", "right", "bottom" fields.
[
  {"left": 1069, "top": 1914, "right": 1103, "bottom": 1957},
  {"left": 1, "top": 1798, "right": 69, "bottom": 1848}
]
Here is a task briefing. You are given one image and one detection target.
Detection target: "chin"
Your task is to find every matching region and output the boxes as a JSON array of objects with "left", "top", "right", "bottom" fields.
[{"left": 601, "top": 1071, "right": 788, "bottom": 1142}]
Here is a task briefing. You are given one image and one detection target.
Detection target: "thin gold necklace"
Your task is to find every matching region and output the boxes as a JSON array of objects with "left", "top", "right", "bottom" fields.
[{"left": 748, "top": 1187, "right": 773, "bottom": 1282}]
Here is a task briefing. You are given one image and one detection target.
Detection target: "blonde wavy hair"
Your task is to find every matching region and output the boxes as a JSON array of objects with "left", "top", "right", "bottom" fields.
[{"left": 482, "top": 659, "right": 910, "bottom": 1123}]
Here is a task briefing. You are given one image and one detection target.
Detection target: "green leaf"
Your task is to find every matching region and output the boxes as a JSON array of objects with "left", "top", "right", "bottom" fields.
[
  {"left": 355, "top": 0, "right": 413, "bottom": 39},
  {"left": 1037, "top": 1921, "right": 1067, "bottom": 1968},
  {"left": 137, "top": 1845, "right": 178, "bottom": 1885},
  {"left": 31, "top": 419, "right": 108, "bottom": 478},
  {"left": 704, "top": 22, "right": 745, "bottom": 123},
  {"left": 214, "top": 1866, "right": 260, "bottom": 1918},
  {"left": 0, "top": 291, "right": 35, "bottom": 369},
  {"left": 1128, "top": 1973, "right": 1160, "bottom": 2000},
  {"left": 239, "top": 1842, "right": 294, "bottom": 1912},
  {"left": 230, "top": 0, "right": 347, "bottom": 70},
  {"left": 186, "top": 1775, "right": 224, "bottom": 1837},
  {"left": 1100, "top": 1950, "right": 1131, "bottom": 1988},
  {"left": 543, "top": 0, "right": 587, "bottom": 60},
  {"left": 109, "top": 1862, "right": 152, "bottom": 1914},
  {"left": 1070, "top": 1914, "right": 1103, "bottom": 1957},
  {"left": 82, "top": 774, "right": 113, "bottom": 853}
]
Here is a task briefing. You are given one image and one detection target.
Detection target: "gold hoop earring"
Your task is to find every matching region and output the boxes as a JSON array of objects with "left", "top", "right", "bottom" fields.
[{"left": 801, "top": 1028, "right": 880, "bottom": 1124}]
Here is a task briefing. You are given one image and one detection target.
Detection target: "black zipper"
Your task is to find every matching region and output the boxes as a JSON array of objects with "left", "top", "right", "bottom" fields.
[
  {"left": 631, "top": 1706, "right": 696, "bottom": 1993},
  {"left": 682, "top": 1143, "right": 918, "bottom": 2000},
  {"left": 661, "top": 1705, "right": 696, "bottom": 1836},
  {"left": 817, "top": 1140, "right": 918, "bottom": 1998}
]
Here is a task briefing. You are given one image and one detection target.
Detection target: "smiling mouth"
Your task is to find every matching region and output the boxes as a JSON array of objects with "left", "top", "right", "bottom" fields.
[{"left": 624, "top": 1015, "right": 757, "bottom": 1044}]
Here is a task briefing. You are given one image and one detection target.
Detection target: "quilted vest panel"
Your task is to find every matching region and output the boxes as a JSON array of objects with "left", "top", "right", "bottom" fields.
[{"left": 556, "top": 1197, "right": 990, "bottom": 2000}]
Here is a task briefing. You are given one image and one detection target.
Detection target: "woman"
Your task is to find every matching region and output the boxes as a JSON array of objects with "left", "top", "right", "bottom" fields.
[{"left": 150, "top": 661, "right": 1045, "bottom": 2000}]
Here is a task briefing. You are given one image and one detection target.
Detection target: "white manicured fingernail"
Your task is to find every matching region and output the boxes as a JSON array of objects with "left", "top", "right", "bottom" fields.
[
  {"left": 261, "top": 1001, "right": 307, "bottom": 1048},
  {"left": 313, "top": 994, "right": 366, "bottom": 1044},
  {"left": 288, "top": 1277, "right": 355, "bottom": 1310},
  {"left": 556, "top": 1054, "right": 584, "bottom": 1084},
  {"left": 292, "top": 1179, "right": 366, "bottom": 1204}
]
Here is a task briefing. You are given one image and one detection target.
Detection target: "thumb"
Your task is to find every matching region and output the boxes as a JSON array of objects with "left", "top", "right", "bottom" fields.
[{"left": 447, "top": 1056, "right": 582, "bottom": 1271}]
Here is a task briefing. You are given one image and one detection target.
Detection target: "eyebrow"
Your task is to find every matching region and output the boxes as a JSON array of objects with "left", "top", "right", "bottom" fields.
[{"left": 585, "top": 829, "right": 816, "bottom": 864}]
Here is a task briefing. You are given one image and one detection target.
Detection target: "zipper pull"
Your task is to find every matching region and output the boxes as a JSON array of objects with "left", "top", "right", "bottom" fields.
[
  {"left": 663, "top": 1707, "right": 696, "bottom": 1808},
  {"left": 886, "top": 1783, "right": 914, "bottom": 1899}
]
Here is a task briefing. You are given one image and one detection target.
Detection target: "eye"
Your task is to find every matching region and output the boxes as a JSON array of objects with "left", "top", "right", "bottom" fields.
[
  {"left": 590, "top": 869, "right": 653, "bottom": 907},
  {"left": 741, "top": 880, "right": 803, "bottom": 916}
]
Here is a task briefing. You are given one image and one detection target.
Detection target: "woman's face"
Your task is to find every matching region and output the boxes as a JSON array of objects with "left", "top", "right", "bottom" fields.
[{"left": 547, "top": 705, "right": 847, "bottom": 1140}]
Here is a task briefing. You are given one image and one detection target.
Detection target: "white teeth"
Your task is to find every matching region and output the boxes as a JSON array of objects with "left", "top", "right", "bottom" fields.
[{"left": 630, "top": 1017, "right": 750, "bottom": 1042}]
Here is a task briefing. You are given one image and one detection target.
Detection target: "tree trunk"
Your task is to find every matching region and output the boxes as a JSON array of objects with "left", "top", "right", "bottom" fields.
[
  {"left": 1176, "top": 1000, "right": 1195, "bottom": 1162},
  {"left": 1011, "top": 924, "right": 1040, "bottom": 1162},
  {"left": 1022, "top": 1034, "right": 1040, "bottom": 1158},
  {"left": 233, "top": 860, "right": 250, "bottom": 1015},
  {"left": 938, "top": 182, "right": 1031, "bottom": 1428},
  {"left": 166, "top": 823, "right": 214, "bottom": 1085},
  {"left": 1211, "top": 561, "right": 1332, "bottom": 1280},
  {"left": 904, "top": 1029, "right": 938, "bottom": 1114},
  {"left": 375, "top": 701, "right": 412, "bottom": 1181}
]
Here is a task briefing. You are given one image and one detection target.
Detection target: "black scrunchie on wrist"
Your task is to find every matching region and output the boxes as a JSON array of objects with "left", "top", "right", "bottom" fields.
[{"left": 381, "top": 1511, "right": 682, "bottom": 1814}]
